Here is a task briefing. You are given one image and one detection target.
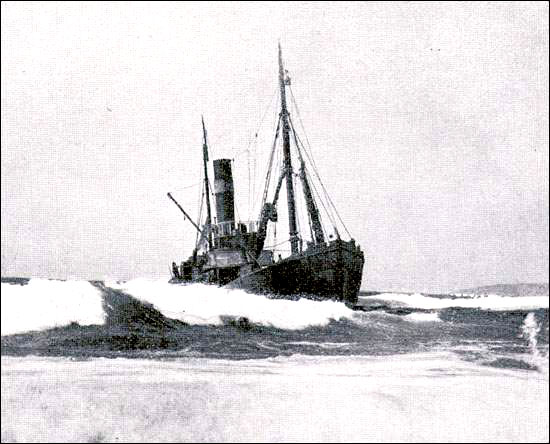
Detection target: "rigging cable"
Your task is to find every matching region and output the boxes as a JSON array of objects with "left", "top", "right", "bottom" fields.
[
  {"left": 194, "top": 164, "right": 205, "bottom": 250},
  {"left": 288, "top": 116, "right": 328, "bottom": 243},
  {"left": 262, "top": 238, "right": 292, "bottom": 249},
  {"left": 294, "top": 170, "right": 302, "bottom": 250},
  {"left": 289, "top": 86, "right": 338, "bottom": 226},
  {"left": 269, "top": 143, "right": 282, "bottom": 255},
  {"left": 234, "top": 87, "right": 278, "bottom": 160},
  {"left": 292, "top": 126, "right": 335, "bottom": 227},
  {"left": 297, "top": 131, "right": 338, "bottom": 240},
  {"left": 250, "top": 87, "right": 279, "bottom": 216},
  {"left": 257, "top": 114, "right": 282, "bottom": 214},
  {"left": 253, "top": 94, "right": 281, "bottom": 215},
  {"left": 289, "top": 115, "right": 332, "bottom": 241},
  {"left": 178, "top": 182, "right": 201, "bottom": 190},
  {"left": 227, "top": 88, "right": 278, "bottom": 218},
  {"left": 233, "top": 161, "right": 242, "bottom": 223},
  {"left": 288, "top": 86, "right": 352, "bottom": 238}
]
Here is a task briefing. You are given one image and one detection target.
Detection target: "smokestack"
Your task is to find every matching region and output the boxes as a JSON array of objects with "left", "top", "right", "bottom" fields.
[{"left": 213, "top": 159, "right": 235, "bottom": 223}]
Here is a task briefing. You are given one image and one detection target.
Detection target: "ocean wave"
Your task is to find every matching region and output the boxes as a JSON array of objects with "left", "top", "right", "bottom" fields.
[
  {"left": 105, "top": 278, "right": 354, "bottom": 330},
  {"left": 404, "top": 312, "right": 442, "bottom": 323},
  {"left": 284, "top": 341, "right": 356, "bottom": 349},
  {"left": 362, "top": 292, "right": 549, "bottom": 311},
  {"left": 1, "top": 279, "right": 105, "bottom": 335}
]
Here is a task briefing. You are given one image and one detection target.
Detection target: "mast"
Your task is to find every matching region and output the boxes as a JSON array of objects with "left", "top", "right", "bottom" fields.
[
  {"left": 278, "top": 43, "right": 299, "bottom": 255},
  {"left": 201, "top": 116, "right": 213, "bottom": 249},
  {"left": 290, "top": 118, "right": 325, "bottom": 245}
]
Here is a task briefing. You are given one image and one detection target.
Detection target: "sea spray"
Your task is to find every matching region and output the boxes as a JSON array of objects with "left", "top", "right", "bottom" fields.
[
  {"left": 1, "top": 279, "right": 105, "bottom": 335},
  {"left": 365, "top": 292, "right": 549, "bottom": 311},
  {"left": 404, "top": 312, "right": 441, "bottom": 323},
  {"left": 105, "top": 278, "right": 354, "bottom": 330},
  {"left": 0, "top": 277, "right": 549, "bottom": 373},
  {"left": 522, "top": 312, "right": 541, "bottom": 359}
]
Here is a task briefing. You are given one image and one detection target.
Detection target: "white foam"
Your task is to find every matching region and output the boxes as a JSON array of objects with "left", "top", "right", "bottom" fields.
[
  {"left": 366, "top": 292, "right": 549, "bottom": 311},
  {"left": 284, "top": 341, "right": 356, "bottom": 349},
  {"left": 105, "top": 278, "right": 354, "bottom": 330},
  {"left": 520, "top": 312, "right": 549, "bottom": 371},
  {"left": 1, "top": 279, "right": 105, "bottom": 335},
  {"left": 404, "top": 312, "right": 441, "bottom": 322},
  {"left": 2, "top": 352, "right": 548, "bottom": 443}
]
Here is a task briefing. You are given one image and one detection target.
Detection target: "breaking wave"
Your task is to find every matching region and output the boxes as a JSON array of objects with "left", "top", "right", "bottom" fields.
[
  {"left": 105, "top": 278, "right": 354, "bottom": 330},
  {"left": 363, "top": 292, "right": 549, "bottom": 311},
  {"left": 404, "top": 312, "right": 441, "bottom": 323},
  {"left": 1, "top": 277, "right": 548, "bottom": 371},
  {"left": 1, "top": 279, "right": 105, "bottom": 335}
]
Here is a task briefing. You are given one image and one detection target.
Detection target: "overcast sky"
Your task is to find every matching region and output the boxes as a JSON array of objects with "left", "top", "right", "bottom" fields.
[{"left": 1, "top": 1, "right": 548, "bottom": 292}]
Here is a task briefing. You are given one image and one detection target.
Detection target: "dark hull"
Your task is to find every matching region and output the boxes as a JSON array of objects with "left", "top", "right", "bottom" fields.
[
  {"left": 230, "top": 240, "right": 364, "bottom": 304},
  {"left": 171, "top": 239, "right": 364, "bottom": 304}
]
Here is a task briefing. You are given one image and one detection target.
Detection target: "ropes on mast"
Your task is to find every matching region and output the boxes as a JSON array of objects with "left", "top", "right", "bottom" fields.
[
  {"left": 238, "top": 87, "right": 279, "bottom": 218},
  {"left": 288, "top": 115, "right": 327, "bottom": 244},
  {"left": 288, "top": 85, "right": 352, "bottom": 239},
  {"left": 258, "top": 114, "right": 282, "bottom": 213},
  {"left": 195, "top": 164, "right": 205, "bottom": 250},
  {"left": 293, "top": 126, "right": 341, "bottom": 237}
]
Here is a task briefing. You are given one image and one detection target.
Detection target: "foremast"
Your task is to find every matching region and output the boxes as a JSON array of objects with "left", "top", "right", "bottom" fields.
[
  {"left": 278, "top": 44, "right": 300, "bottom": 255},
  {"left": 202, "top": 116, "right": 213, "bottom": 249}
]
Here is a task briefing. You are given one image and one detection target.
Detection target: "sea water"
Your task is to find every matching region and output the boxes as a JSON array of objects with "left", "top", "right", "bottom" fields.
[{"left": 1, "top": 278, "right": 548, "bottom": 442}]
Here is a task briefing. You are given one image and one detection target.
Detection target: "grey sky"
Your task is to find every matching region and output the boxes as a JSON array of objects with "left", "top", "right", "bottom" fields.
[{"left": 1, "top": 1, "right": 548, "bottom": 292}]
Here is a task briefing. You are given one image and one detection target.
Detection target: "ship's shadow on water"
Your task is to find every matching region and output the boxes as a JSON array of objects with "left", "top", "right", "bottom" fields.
[{"left": 1, "top": 282, "right": 548, "bottom": 371}]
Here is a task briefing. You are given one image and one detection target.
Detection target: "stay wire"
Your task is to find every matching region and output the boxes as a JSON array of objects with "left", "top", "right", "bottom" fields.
[{"left": 289, "top": 86, "right": 352, "bottom": 238}]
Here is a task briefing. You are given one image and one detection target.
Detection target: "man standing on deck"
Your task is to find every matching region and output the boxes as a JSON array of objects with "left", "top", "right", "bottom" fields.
[{"left": 171, "top": 262, "right": 180, "bottom": 279}]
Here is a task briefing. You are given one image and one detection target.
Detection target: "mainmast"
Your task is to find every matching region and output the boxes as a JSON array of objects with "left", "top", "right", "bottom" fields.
[
  {"left": 201, "top": 116, "right": 213, "bottom": 249},
  {"left": 278, "top": 44, "right": 299, "bottom": 255},
  {"left": 291, "top": 119, "right": 325, "bottom": 245}
]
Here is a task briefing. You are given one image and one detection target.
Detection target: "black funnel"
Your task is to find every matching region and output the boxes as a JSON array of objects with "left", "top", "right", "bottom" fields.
[{"left": 213, "top": 159, "right": 235, "bottom": 223}]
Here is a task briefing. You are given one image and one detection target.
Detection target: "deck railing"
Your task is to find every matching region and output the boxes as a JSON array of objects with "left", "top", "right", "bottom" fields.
[{"left": 209, "top": 220, "right": 258, "bottom": 239}]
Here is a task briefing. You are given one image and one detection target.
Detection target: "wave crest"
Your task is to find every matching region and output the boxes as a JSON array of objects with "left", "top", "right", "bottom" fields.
[
  {"left": 362, "top": 292, "right": 549, "bottom": 311},
  {"left": 1, "top": 279, "right": 105, "bottom": 335},
  {"left": 105, "top": 278, "right": 354, "bottom": 330}
]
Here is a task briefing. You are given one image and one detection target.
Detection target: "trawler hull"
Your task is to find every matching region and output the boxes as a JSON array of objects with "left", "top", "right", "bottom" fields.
[
  {"left": 170, "top": 239, "right": 364, "bottom": 304},
  {"left": 229, "top": 239, "right": 364, "bottom": 304}
]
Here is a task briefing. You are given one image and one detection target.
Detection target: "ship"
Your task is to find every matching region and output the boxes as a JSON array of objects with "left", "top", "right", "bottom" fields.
[{"left": 167, "top": 45, "right": 365, "bottom": 304}]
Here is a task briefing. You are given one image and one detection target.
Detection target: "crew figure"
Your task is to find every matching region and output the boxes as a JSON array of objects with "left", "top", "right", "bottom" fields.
[{"left": 172, "top": 262, "right": 180, "bottom": 279}]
